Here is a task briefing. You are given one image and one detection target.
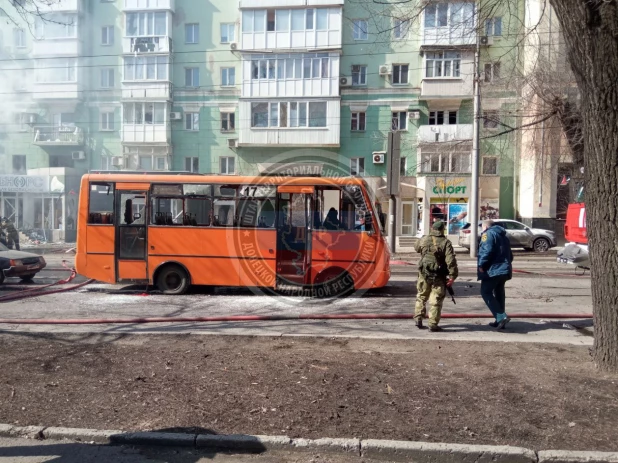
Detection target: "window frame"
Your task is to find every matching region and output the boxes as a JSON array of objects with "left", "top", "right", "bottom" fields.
[
  {"left": 352, "top": 19, "right": 368, "bottom": 40},
  {"left": 125, "top": 11, "right": 167, "bottom": 37},
  {"left": 391, "top": 111, "right": 408, "bottom": 131},
  {"left": 184, "top": 112, "right": 200, "bottom": 131},
  {"left": 485, "top": 17, "right": 502, "bottom": 36},
  {"left": 350, "top": 112, "right": 366, "bottom": 132},
  {"left": 421, "top": 150, "right": 471, "bottom": 173},
  {"left": 392, "top": 64, "right": 409, "bottom": 85},
  {"left": 123, "top": 55, "right": 169, "bottom": 81},
  {"left": 484, "top": 62, "right": 501, "bottom": 83},
  {"left": 425, "top": 51, "right": 461, "bottom": 79},
  {"left": 482, "top": 156, "right": 498, "bottom": 175},
  {"left": 101, "top": 25, "right": 114, "bottom": 45},
  {"left": 13, "top": 28, "right": 26, "bottom": 48},
  {"left": 220, "top": 157, "right": 236, "bottom": 175},
  {"left": 185, "top": 67, "right": 200, "bottom": 88},
  {"left": 483, "top": 110, "right": 500, "bottom": 129},
  {"left": 221, "top": 67, "right": 236, "bottom": 86},
  {"left": 393, "top": 19, "right": 410, "bottom": 39},
  {"left": 220, "top": 23, "right": 235, "bottom": 43},
  {"left": 429, "top": 110, "right": 458, "bottom": 125},
  {"left": 185, "top": 23, "right": 200, "bottom": 44},
  {"left": 185, "top": 157, "right": 200, "bottom": 173},
  {"left": 221, "top": 112, "right": 235, "bottom": 132},
  {"left": 100, "top": 110, "right": 115, "bottom": 131},
  {"left": 350, "top": 157, "right": 365, "bottom": 176},
  {"left": 250, "top": 101, "right": 328, "bottom": 128},
  {"left": 100, "top": 68, "right": 114, "bottom": 88},
  {"left": 351, "top": 64, "right": 367, "bottom": 86}
]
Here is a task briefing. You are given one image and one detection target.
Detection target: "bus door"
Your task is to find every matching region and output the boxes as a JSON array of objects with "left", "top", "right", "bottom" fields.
[
  {"left": 115, "top": 186, "right": 149, "bottom": 282},
  {"left": 276, "top": 186, "right": 314, "bottom": 286}
]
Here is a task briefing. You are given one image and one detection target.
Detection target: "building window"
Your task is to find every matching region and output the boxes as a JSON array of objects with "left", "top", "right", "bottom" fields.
[
  {"left": 35, "top": 58, "right": 77, "bottom": 82},
  {"left": 125, "top": 12, "right": 167, "bottom": 37},
  {"left": 485, "top": 17, "right": 502, "bottom": 36},
  {"left": 391, "top": 111, "right": 407, "bottom": 131},
  {"left": 351, "top": 112, "right": 366, "bottom": 131},
  {"left": 12, "top": 155, "right": 26, "bottom": 174},
  {"left": 351, "top": 65, "right": 367, "bottom": 85},
  {"left": 350, "top": 157, "right": 365, "bottom": 176},
  {"left": 185, "top": 67, "right": 200, "bottom": 87},
  {"left": 220, "top": 23, "right": 235, "bottom": 43},
  {"left": 424, "top": 3, "right": 475, "bottom": 30},
  {"left": 251, "top": 101, "right": 327, "bottom": 128},
  {"left": 221, "top": 67, "right": 235, "bottom": 86},
  {"left": 484, "top": 62, "right": 501, "bottom": 82},
  {"left": 185, "top": 157, "right": 199, "bottom": 173},
  {"left": 100, "top": 68, "right": 114, "bottom": 88},
  {"left": 185, "top": 112, "right": 199, "bottom": 131},
  {"left": 421, "top": 150, "right": 471, "bottom": 173},
  {"left": 123, "top": 56, "right": 169, "bottom": 81},
  {"left": 123, "top": 102, "right": 166, "bottom": 125},
  {"left": 101, "top": 111, "right": 115, "bottom": 131},
  {"left": 429, "top": 110, "right": 457, "bottom": 125},
  {"left": 156, "top": 157, "right": 167, "bottom": 170},
  {"left": 220, "top": 157, "right": 235, "bottom": 175},
  {"left": 243, "top": 8, "right": 332, "bottom": 33},
  {"left": 14, "top": 113, "right": 28, "bottom": 131},
  {"left": 482, "top": 156, "right": 498, "bottom": 175},
  {"left": 13, "top": 28, "right": 26, "bottom": 48},
  {"left": 393, "top": 19, "right": 409, "bottom": 39},
  {"left": 352, "top": 19, "right": 368, "bottom": 40},
  {"left": 101, "top": 26, "right": 114, "bottom": 45},
  {"left": 35, "top": 13, "right": 77, "bottom": 39},
  {"left": 138, "top": 156, "right": 152, "bottom": 170},
  {"left": 400, "top": 157, "right": 408, "bottom": 176},
  {"left": 483, "top": 110, "right": 500, "bottom": 129},
  {"left": 425, "top": 52, "right": 461, "bottom": 78},
  {"left": 250, "top": 55, "right": 329, "bottom": 81},
  {"left": 392, "top": 64, "right": 409, "bottom": 84},
  {"left": 221, "top": 112, "right": 235, "bottom": 132},
  {"left": 185, "top": 23, "right": 199, "bottom": 44}
]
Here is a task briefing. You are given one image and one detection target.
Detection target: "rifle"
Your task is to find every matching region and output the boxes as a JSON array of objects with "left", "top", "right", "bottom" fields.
[{"left": 446, "top": 285, "right": 456, "bottom": 304}]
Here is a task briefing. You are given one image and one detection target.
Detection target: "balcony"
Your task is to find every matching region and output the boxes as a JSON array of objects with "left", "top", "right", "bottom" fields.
[
  {"left": 122, "top": 124, "right": 171, "bottom": 144},
  {"left": 32, "top": 82, "right": 82, "bottom": 101},
  {"left": 123, "top": 0, "right": 174, "bottom": 11},
  {"left": 422, "top": 27, "right": 476, "bottom": 47},
  {"left": 32, "top": 38, "right": 80, "bottom": 57},
  {"left": 122, "top": 82, "right": 172, "bottom": 100},
  {"left": 37, "top": 0, "right": 80, "bottom": 12},
  {"left": 122, "top": 36, "right": 172, "bottom": 54},
  {"left": 240, "top": 0, "right": 343, "bottom": 7},
  {"left": 33, "top": 126, "right": 84, "bottom": 146},
  {"left": 418, "top": 124, "right": 473, "bottom": 143}
]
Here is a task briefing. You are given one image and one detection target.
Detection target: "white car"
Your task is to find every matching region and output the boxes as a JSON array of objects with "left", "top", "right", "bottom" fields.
[{"left": 458, "top": 219, "right": 557, "bottom": 252}]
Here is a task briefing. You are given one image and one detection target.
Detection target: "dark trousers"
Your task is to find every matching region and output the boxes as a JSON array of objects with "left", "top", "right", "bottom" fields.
[{"left": 480, "top": 275, "right": 509, "bottom": 321}]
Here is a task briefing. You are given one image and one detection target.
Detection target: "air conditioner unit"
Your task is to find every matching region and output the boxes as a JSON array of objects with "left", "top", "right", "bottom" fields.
[
  {"left": 480, "top": 36, "right": 494, "bottom": 46},
  {"left": 372, "top": 153, "right": 385, "bottom": 164},
  {"left": 111, "top": 156, "right": 123, "bottom": 167},
  {"left": 71, "top": 150, "right": 85, "bottom": 160},
  {"left": 379, "top": 65, "right": 391, "bottom": 76},
  {"left": 408, "top": 110, "right": 420, "bottom": 120},
  {"left": 170, "top": 112, "right": 182, "bottom": 120},
  {"left": 228, "top": 138, "right": 238, "bottom": 148},
  {"left": 339, "top": 76, "right": 352, "bottom": 87},
  {"left": 230, "top": 42, "right": 238, "bottom": 50}
]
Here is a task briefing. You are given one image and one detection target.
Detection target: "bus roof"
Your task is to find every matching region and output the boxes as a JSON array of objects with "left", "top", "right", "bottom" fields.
[{"left": 85, "top": 173, "right": 368, "bottom": 187}]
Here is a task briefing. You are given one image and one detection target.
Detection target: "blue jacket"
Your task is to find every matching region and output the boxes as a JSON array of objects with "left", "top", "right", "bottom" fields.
[{"left": 477, "top": 225, "right": 513, "bottom": 280}]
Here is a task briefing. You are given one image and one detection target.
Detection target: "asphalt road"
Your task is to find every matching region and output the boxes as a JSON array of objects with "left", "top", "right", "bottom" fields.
[{"left": 0, "top": 252, "right": 593, "bottom": 345}]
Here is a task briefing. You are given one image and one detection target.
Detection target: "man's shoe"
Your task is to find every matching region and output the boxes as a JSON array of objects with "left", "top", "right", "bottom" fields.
[
  {"left": 429, "top": 325, "right": 442, "bottom": 332},
  {"left": 488, "top": 321, "right": 499, "bottom": 328},
  {"left": 496, "top": 317, "right": 511, "bottom": 330},
  {"left": 416, "top": 319, "right": 424, "bottom": 329}
]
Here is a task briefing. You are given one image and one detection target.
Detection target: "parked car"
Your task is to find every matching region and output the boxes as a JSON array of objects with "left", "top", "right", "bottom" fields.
[
  {"left": 0, "top": 243, "right": 47, "bottom": 284},
  {"left": 458, "top": 219, "right": 557, "bottom": 252}
]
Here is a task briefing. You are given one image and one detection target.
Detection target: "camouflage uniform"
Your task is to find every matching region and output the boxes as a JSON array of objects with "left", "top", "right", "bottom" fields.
[
  {"left": 1, "top": 218, "right": 20, "bottom": 250},
  {"left": 414, "top": 225, "right": 458, "bottom": 328}
]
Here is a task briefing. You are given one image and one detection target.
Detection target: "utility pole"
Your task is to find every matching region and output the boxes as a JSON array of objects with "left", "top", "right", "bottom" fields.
[
  {"left": 387, "top": 131, "right": 401, "bottom": 255},
  {"left": 469, "top": 34, "right": 481, "bottom": 258}
]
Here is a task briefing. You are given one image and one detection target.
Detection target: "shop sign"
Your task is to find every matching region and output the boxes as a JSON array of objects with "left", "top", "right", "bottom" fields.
[
  {"left": 431, "top": 178, "right": 468, "bottom": 195},
  {"left": 0, "top": 175, "right": 50, "bottom": 193}
]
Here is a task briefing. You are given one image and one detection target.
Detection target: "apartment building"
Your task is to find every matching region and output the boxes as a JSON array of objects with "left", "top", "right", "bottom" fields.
[{"left": 0, "top": 0, "right": 525, "bottom": 243}]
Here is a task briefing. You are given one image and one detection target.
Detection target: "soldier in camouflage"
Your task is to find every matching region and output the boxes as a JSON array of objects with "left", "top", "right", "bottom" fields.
[{"left": 414, "top": 221, "right": 458, "bottom": 332}]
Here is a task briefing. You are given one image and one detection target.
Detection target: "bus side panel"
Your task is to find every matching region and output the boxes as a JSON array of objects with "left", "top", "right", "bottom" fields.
[
  {"left": 238, "top": 230, "right": 277, "bottom": 287},
  {"left": 86, "top": 226, "right": 115, "bottom": 254},
  {"left": 147, "top": 227, "right": 241, "bottom": 286},
  {"left": 83, "top": 254, "right": 116, "bottom": 284}
]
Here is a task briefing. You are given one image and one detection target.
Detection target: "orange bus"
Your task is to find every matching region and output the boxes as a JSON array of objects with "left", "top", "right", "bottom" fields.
[{"left": 76, "top": 173, "right": 390, "bottom": 296}]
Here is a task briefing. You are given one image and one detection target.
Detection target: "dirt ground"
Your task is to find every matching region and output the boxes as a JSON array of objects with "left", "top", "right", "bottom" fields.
[{"left": 0, "top": 333, "right": 616, "bottom": 452}]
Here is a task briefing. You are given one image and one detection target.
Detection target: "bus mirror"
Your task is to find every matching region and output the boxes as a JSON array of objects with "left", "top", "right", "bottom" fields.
[{"left": 124, "top": 200, "right": 133, "bottom": 225}]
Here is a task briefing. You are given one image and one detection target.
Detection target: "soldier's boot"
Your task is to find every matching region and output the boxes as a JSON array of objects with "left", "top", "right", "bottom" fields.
[
  {"left": 429, "top": 325, "right": 442, "bottom": 332},
  {"left": 416, "top": 318, "right": 424, "bottom": 329}
]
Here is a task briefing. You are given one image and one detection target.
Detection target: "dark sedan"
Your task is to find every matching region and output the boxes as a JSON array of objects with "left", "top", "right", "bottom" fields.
[{"left": 0, "top": 243, "right": 47, "bottom": 284}]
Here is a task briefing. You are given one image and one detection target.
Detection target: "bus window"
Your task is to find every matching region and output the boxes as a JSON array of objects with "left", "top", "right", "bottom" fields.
[
  {"left": 213, "top": 185, "right": 237, "bottom": 227},
  {"left": 238, "top": 185, "right": 276, "bottom": 228},
  {"left": 342, "top": 185, "right": 372, "bottom": 232},
  {"left": 151, "top": 197, "right": 184, "bottom": 225},
  {"left": 89, "top": 183, "right": 114, "bottom": 224},
  {"left": 185, "top": 198, "right": 211, "bottom": 226},
  {"left": 184, "top": 184, "right": 212, "bottom": 196}
]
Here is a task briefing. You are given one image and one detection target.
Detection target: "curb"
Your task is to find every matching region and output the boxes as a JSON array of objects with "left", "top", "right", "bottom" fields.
[{"left": 0, "top": 424, "right": 617, "bottom": 462}]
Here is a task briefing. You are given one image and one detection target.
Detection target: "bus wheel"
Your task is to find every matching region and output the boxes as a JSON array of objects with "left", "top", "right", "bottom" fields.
[
  {"left": 314, "top": 270, "right": 354, "bottom": 298},
  {"left": 156, "top": 265, "right": 190, "bottom": 295}
]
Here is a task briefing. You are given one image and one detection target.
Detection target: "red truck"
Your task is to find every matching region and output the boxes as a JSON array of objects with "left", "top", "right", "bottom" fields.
[{"left": 557, "top": 186, "right": 590, "bottom": 269}]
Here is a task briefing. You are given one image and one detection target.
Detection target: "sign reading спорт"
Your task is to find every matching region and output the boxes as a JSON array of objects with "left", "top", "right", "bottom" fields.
[{"left": 0, "top": 175, "right": 50, "bottom": 193}]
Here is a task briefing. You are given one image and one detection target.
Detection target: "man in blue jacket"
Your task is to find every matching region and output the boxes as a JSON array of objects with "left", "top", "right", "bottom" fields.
[{"left": 478, "top": 220, "right": 514, "bottom": 330}]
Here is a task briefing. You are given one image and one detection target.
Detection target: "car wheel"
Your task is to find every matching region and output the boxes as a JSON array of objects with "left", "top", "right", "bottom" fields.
[
  {"left": 313, "top": 270, "right": 354, "bottom": 298},
  {"left": 19, "top": 274, "right": 36, "bottom": 282},
  {"left": 533, "top": 238, "right": 551, "bottom": 253},
  {"left": 156, "top": 265, "right": 190, "bottom": 295}
]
